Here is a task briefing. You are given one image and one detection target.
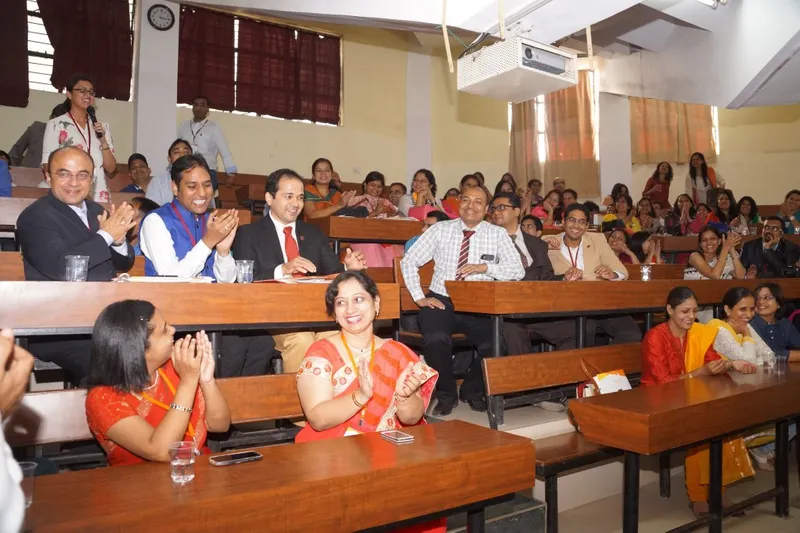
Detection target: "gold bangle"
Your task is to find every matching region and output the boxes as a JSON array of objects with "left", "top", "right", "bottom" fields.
[{"left": 352, "top": 392, "right": 366, "bottom": 408}]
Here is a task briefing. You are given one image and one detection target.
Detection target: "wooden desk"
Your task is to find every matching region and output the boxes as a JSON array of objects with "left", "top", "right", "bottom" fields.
[
  {"left": 569, "top": 368, "right": 800, "bottom": 532},
  {"left": 626, "top": 264, "right": 685, "bottom": 281},
  {"left": 0, "top": 198, "right": 35, "bottom": 231},
  {"left": 308, "top": 216, "right": 422, "bottom": 253},
  {"left": 0, "top": 281, "right": 400, "bottom": 336},
  {"left": 26, "top": 420, "right": 535, "bottom": 533},
  {"left": 658, "top": 234, "right": 800, "bottom": 253}
]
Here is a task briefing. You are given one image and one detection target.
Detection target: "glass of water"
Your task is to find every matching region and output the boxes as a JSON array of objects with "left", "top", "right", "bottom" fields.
[
  {"left": 168, "top": 441, "right": 197, "bottom": 485},
  {"left": 64, "top": 255, "right": 90, "bottom": 282},
  {"left": 235, "top": 260, "right": 254, "bottom": 283},
  {"left": 640, "top": 265, "right": 651, "bottom": 281},
  {"left": 18, "top": 461, "right": 36, "bottom": 508}
]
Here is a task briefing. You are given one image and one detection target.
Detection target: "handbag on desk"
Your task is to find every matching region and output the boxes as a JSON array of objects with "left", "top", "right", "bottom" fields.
[{"left": 568, "top": 358, "right": 632, "bottom": 431}]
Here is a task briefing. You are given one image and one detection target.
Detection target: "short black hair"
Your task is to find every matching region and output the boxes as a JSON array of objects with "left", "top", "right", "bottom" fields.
[
  {"left": 492, "top": 192, "right": 521, "bottom": 209},
  {"left": 785, "top": 189, "right": 800, "bottom": 200},
  {"left": 764, "top": 215, "right": 784, "bottom": 226},
  {"left": 460, "top": 174, "right": 479, "bottom": 187},
  {"left": 131, "top": 196, "right": 159, "bottom": 214},
  {"left": 171, "top": 154, "right": 210, "bottom": 184},
  {"left": 521, "top": 214, "right": 542, "bottom": 231},
  {"left": 562, "top": 188, "right": 578, "bottom": 199},
  {"left": 168, "top": 138, "right": 192, "bottom": 156},
  {"left": 47, "top": 145, "right": 94, "bottom": 172},
  {"left": 127, "top": 153, "right": 148, "bottom": 168},
  {"left": 87, "top": 300, "right": 156, "bottom": 393},
  {"left": 583, "top": 201, "right": 600, "bottom": 213},
  {"left": 325, "top": 271, "right": 380, "bottom": 317},
  {"left": 563, "top": 202, "right": 590, "bottom": 220},
  {"left": 666, "top": 286, "right": 697, "bottom": 310},
  {"left": 755, "top": 282, "right": 785, "bottom": 319},
  {"left": 266, "top": 168, "right": 303, "bottom": 196},
  {"left": 426, "top": 210, "right": 451, "bottom": 223},
  {"left": 389, "top": 182, "right": 407, "bottom": 194},
  {"left": 722, "top": 287, "right": 755, "bottom": 318},
  {"left": 193, "top": 95, "right": 210, "bottom": 106},
  {"left": 527, "top": 179, "right": 542, "bottom": 187}
]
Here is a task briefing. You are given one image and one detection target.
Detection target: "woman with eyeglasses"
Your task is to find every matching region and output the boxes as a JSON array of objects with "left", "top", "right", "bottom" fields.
[{"left": 41, "top": 74, "right": 116, "bottom": 203}]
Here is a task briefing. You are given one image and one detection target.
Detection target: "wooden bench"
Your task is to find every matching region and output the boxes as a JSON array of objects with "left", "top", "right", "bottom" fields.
[{"left": 483, "top": 343, "right": 642, "bottom": 533}]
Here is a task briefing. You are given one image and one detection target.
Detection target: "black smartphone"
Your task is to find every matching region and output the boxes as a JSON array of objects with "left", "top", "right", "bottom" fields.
[{"left": 208, "top": 450, "right": 263, "bottom": 467}]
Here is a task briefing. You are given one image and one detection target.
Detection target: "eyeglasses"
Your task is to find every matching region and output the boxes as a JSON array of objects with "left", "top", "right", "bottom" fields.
[
  {"left": 757, "top": 294, "right": 775, "bottom": 302},
  {"left": 488, "top": 204, "right": 514, "bottom": 213},
  {"left": 565, "top": 217, "right": 588, "bottom": 226},
  {"left": 72, "top": 87, "right": 96, "bottom": 96},
  {"left": 763, "top": 225, "right": 783, "bottom": 232},
  {"left": 54, "top": 170, "right": 92, "bottom": 182}
]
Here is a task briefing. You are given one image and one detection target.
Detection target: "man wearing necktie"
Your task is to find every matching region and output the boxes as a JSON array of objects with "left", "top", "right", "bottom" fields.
[
  {"left": 400, "top": 186, "right": 524, "bottom": 416},
  {"left": 233, "top": 168, "right": 367, "bottom": 373}
]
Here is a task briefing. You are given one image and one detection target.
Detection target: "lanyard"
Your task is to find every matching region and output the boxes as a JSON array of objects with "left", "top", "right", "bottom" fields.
[
  {"left": 170, "top": 203, "right": 205, "bottom": 247},
  {"left": 190, "top": 120, "right": 208, "bottom": 144},
  {"left": 141, "top": 368, "right": 196, "bottom": 439},
  {"left": 566, "top": 243, "right": 580, "bottom": 269},
  {"left": 68, "top": 112, "right": 91, "bottom": 155},
  {"left": 341, "top": 333, "right": 375, "bottom": 427}
]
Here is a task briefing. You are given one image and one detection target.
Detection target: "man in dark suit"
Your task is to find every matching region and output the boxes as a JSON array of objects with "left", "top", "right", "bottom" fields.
[
  {"left": 741, "top": 216, "right": 800, "bottom": 279},
  {"left": 490, "top": 192, "right": 577, "bottom": 353},
  {"left": 16, "top": 146, "right": 136, "bottom": 382},
  {"left": 233, "top": 168, "right": 367, "bottom": 372},
  {"left": 17, "top": 146, "right": 136, "bottom": 281}
]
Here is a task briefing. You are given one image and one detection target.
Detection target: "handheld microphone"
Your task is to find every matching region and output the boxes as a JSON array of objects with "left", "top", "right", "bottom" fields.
[{"left": 86, "top": 106, "right": 103, "bottom": 139}]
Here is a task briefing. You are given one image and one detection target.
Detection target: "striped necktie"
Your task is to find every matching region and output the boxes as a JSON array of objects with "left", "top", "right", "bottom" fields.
[
  {"left": 510, "top": 234, "right": 529, "bottom": 269},
  {"left": 455, "top": 230, "right": 475, "bottom": 280}
]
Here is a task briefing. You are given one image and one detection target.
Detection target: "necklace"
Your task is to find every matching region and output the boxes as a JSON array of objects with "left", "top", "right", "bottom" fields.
[
  {"left": 341, "top": 332, "right": 375, "bottom": 428},
  {"left": 143, "top": 371, "right": 160, "bottom": 391}
]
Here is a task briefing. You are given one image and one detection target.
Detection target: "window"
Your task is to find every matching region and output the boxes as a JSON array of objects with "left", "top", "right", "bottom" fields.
[{"left": 26, "top": 0, "right": 135, "bottom": 96}]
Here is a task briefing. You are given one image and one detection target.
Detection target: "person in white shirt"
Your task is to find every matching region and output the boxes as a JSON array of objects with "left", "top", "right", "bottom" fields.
[
  {"left": 400, "top": 186, "right": 525, "bottom": 415},
  {"left": 0, "top": 328, "right": 35, "bottom": 533},
  {"left": 146, "top": 139, "right": 193, "bottom": 206},
  {"left": 177, "top": 96, "right": 237, "bottom": 193}
]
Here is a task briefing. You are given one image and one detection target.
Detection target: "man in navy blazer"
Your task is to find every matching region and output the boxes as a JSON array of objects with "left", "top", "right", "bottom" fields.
[{"left": 233, "top": 168, "right": 367, "bottom": 372}]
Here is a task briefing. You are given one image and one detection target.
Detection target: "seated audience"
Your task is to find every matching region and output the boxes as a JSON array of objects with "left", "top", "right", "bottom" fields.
[
  {"left": 304, "top": 158, "right": 361, "bottom": 219},
  {"left": 641, "top": 286, "right": 755, "bottom": 517},
  {"left": 459, "top": 174, "right": 480, "bottom": 193},
  {"left": 400, "top": 186, "right": 524, "bottom": 415},
  {"left": 233, "top": 168, "right": 367, "bottom": 374},
  {"left": 561, "top": 188, "right": 578, "bottom": 209},
  {"left": 346, "top": 171, "right": 401, "bottom": 267},
  {"left": 122, "top": 153, "right": 152, "bottom": 193},
  {"left": 405, "top": 210, "right": 450, "bottom": 251},
  {"left": 636, "top": 197, "right": 657, "bottom": 233},
  {"left": 387, "top": 182, "right": 407, "bottom": 208},
  {"left": 0, "top": 153, "right": 10, "bottom": 198},
  {"left": 601, "top": 183, "right": 628, "bottom": 210},
  {"left": 642, "top": 162, "right": 672, "bottom": 208},
  {"left": 584, "top": 201, "right": 601, "bottom": 219},
  {"left": 127, "top": 197, "right": 159, "bottom": 255},
  {"left": 494, "top": 180, "right": 515, "bottom": 196},
  {"left": 740, "top": 216, "right": 800, "bottom": 278},
  {"left": 520, "top": 214, "right": 542, "bottom": 237},
  {"left": 17, "top": 146, "right": 135, "bottom": 281},
  {"left": 545, "top": 203, "right": 642, "bottom": 346},
  {"left": 473, "top": 171, "right": 486, "bottom": 186},
  {"left": 686, "top": 152, "right": 724, "bottom": 205},
  {"left": 735, "top": 196, "right": 761, "bottom": 232},
  {"left": 708, "top": 287, "right": 774, "bottom": 366},
  {"left": 521, "top": 178, "right": 543, "bottom": 212},
  {"left": 607, "top": 229, "right": 638, "bottom": 264},
  {"left": 552, "top": 176, "right": 565, "bottom": 192},
  {"left": 85, "top": 300, "right": 231, "bottom": 466},
  {"left": 750, "top": 283, "right": 800, "bottom": 361},
  {"left": 530, "top": 189, "right": 562, "bottom": 224},
  {"left": 651, "top": 200, "right": 667, "bottom": 234},
  {"left": 777, "top": 189, "right": 800, "bottom": 234},
  {"left": 686, "top": 203, "right": 712, "bottom": 235},
  {"left": 685, "top": 225, "right": 745, "bottom": 281},
  {"left": 443, "top": 188, "right": 459, "bottom": 200},
  {"left": 147, "top": 139, "right": 192, "bottom": 206},
  {"left": 140, "top": 154, "right": 238, "bottom": 280},
  {"left": 707, "top": 189, "right": 737, "bottom": 228},
  {"left": 629, "top": 231, "right": 662, "bottom": 264},
  {"left": 0, "top": 329, "right": 35, "bottom": 533},
  {"left": 499, "top": 172, "right": 519, "bottom": 194},
  {"left": 398, "top": 168, "right": 444, "bottom": 217},
  {"left": 663, "top": 194, "right": 695, "bottom": 236},
  {"left": 603, "top": 194, "right": 642, "bottom": 231}
]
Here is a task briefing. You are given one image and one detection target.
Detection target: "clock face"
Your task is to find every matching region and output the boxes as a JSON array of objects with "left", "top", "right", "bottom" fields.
[{"left": 148, "top": 4, "right": 175, "bottom": 31}]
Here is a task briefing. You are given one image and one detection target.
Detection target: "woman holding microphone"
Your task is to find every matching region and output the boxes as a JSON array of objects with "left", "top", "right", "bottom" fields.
[{"left": 42, "top": 74, "right": 117, "bottom": 203}]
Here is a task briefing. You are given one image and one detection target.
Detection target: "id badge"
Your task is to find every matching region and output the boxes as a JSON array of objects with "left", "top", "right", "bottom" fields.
[{"left": 190, "top": 143, "right": 200, "bottom": 153}]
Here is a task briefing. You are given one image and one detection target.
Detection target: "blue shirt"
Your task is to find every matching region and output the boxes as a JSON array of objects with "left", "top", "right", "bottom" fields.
[
  {"left": 750, "top": 315, "right": 800, "bottom": 360},
  {"left": 120, "top": 184, "right": 144, "bottom": 193},
  {"left": 0, "top": 160, "right": 11, "bottom": 198},
  {"left": 405, "top": 235, "right": 420, "bottom": 252}
]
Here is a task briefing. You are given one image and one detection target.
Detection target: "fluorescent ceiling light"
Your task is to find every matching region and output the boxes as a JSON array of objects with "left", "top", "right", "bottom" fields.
[{"left": 695, "top": 0, "right": 717, "bottom": 7}]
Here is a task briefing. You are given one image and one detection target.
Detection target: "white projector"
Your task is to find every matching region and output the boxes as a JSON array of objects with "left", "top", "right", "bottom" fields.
[{"left": 457, "top": 35, "right": 577, "bottom": 103}]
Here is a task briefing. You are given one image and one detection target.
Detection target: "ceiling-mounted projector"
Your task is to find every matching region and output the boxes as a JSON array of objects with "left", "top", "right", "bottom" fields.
[{"left": 457, "top": 35, "right": 577, "bottom": 102}]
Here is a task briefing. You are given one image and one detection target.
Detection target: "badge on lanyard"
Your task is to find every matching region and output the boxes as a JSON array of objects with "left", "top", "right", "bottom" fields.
[{"left": 190, "top": 143, "right": 200, "bottom": 153}]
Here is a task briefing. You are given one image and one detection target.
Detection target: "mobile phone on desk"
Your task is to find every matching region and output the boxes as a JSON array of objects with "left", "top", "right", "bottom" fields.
[
  {"left": 380, "top": 430, "right": 415, "bottom": 444},
  {"left": 209, "top": 450, "right": 263, "bottom": 466}
]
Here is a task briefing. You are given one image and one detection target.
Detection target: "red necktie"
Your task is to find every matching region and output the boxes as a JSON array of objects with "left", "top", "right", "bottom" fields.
[
  {"left": 455, "top": 230, "right": 475, "bottom": 280},
  {"left": 284, "top": 226, "right": 299, "bottom": 262}
]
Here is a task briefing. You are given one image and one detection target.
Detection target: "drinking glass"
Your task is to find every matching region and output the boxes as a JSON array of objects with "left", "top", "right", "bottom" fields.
[
  {"left": 168, "top": 441, "right": 197, "bottom": 485},
  {"left": 236, "top": 260, "right": 254, "bottom": 284},
  {"left": 64, "top": 255, "right": 90, "bottom": 282},
  {"left": 640, "top": 265, "right": 651, "bottom": 281},
  {"left": 18, "top": 461, "right": 36, "bottom": 508}
]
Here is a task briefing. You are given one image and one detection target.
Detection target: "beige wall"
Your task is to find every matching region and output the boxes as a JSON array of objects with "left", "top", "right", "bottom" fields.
[
  {"left": 0, "top": 25, "right": 511, "bottom": 193},
  {"left": 630, "top": 104, "right": 800, "bottom": 207}
]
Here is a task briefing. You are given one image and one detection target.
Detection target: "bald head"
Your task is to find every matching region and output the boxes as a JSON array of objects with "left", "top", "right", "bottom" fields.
[{"left": 46, "top": 146, "right": 95, "bottom": 206}]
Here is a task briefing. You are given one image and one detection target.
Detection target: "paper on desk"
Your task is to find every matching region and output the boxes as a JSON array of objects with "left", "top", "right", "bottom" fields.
[
  {"left": 593, "top": 370, "right": 631, "bottom": 394},
  {"left": 115, "top": 275, "right": 214, "bottom": 283}
]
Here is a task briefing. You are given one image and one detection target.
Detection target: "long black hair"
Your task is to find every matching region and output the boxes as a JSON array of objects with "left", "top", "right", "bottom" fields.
[
  {"left": 736, "top": 196, "right": 760, "bottom": 224},
  {"left": 88, "top": 300, "right": 156, "bottom": 392},
  {"left": 629, "top": 231, "right": 651, "bottom": 263},
  {"left": 652, "top": 162, "right": 674, "bottom": 183},
  {"left": 689, "top": 152, "right": 710, "bottom": 187},
  {"left": 712, "top": 190, "right": 738, "bottom": 223}
]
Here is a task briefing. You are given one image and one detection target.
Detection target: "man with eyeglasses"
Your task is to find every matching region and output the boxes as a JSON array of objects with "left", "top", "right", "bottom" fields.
[
  {"left": 545, "top": 203, "right": 642, "bottom": 345},
  {"left": 741, "top": 216, "right": 800, "bottom": 278}
]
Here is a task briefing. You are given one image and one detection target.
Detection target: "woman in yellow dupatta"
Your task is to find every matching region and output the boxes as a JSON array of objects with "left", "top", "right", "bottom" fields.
[
  {"left": 295, "top": 271, "right": 443, "bottom": 533},
  {"left": 641, "top": 286, "right": 757, "bottom": 517}
]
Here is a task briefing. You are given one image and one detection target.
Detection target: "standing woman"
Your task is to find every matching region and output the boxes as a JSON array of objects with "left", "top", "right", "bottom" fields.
[
  {"left": 642, "top": 162, "right": 673, "bottom": 208},
  {"left": 41, "top": 74, "right": 116, "bottom": 203},
  {"left": 641, "top": 287, "right": 755, "bottom": 517},
  {"left": 685, "top": 152, "right": 725, "bottom": 205},
  {"left": 304, "top": 158, "right": 357, "bottom": 219},
  {"left": 397, "top": 168, "right": 443, "bottom": 217}
]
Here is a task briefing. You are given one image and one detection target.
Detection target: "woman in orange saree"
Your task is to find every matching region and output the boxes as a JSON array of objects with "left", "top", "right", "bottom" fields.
[
  {"left": 641, "top": 286, "right": 756, "bottom": 517},
  {"left": 296, "top": 271, "right": 443, "bottom": 533}
]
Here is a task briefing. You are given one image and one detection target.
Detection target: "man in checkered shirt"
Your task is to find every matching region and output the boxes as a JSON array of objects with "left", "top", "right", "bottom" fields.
[{"left": 401, "top": 186, "right": 524, "bottom": 415}]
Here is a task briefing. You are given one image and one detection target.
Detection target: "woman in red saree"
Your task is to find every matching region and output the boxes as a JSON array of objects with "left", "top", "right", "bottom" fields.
[
  {"left": 641, "top": 286, "right": 756, "bottom": 517},
  {"left": 296, "top": 271, "right": 442, "bottom": 532},
  {"left": 85, "top": 300, "right": 230, "bottom": 466}
]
